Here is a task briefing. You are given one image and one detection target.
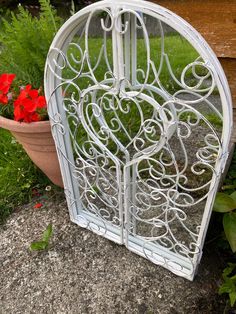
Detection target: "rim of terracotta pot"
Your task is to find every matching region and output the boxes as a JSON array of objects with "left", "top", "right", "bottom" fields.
[{"left": 0, "top": 115, "right": 51, "bottom": 133}]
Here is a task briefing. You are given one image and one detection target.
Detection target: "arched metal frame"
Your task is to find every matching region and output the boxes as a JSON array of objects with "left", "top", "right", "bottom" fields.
[{"left": 44, "top": 0, "right": 232, "bottom": 280}]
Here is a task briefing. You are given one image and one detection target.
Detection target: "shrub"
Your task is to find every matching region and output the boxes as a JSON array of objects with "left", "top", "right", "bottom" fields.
[{"left": 0, "top": 0, "right": 62, "bottom": 88}]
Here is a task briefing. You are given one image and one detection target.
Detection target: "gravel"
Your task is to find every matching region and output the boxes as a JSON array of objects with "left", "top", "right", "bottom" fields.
[{"left": 0, "top": 190, "right": 226, "bottom": 314}]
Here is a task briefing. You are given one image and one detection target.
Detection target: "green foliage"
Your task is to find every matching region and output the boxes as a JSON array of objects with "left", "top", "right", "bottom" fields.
[
  {"left": 213, "top": 193, "right": 236, "bottom": 213},
  {"left": 213, "top": 149, "right": 236, "bottom": 253},
  {"left": 0, "top": 0, "right": 62, "bottom": 88},
  {"left": 223, "top": 213, "right": 236, "bottom": 253},
  {"left": 214, "top": 149, "right": 236, "bottom": 308},
  {"left": 63, "top": 36, "right": 220, "bottom": 154},
  {"left": 0, "top": 128, "right": 51, "bottom": 223},
  {"left": 222, "top": 152, "right": 236, "bottom": 193},
  {"left": 219, "top": 263, "right": 236, "bottom": 307},
  {"left": 231, "top": 191, "right": 236, "bottom": 202},
  {"left": 30, "top": 223, "right": 53, "bottom": 251},
  {"left": 0, "top": 1, "right": 61, "bottom": 223},
  {"left": 65, "top": 36, "right": 200, "bottom": 93},
  {"left": 213, "top": 192, "right": 236, "bottom": 252}
]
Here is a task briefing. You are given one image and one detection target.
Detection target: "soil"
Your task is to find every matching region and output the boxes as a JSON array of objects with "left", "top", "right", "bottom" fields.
[{"left": 0, "top": 190, "right": 228, "bottom": 314}]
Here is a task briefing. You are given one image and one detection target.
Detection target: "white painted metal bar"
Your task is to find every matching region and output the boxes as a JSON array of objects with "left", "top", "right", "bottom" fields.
[{"left": 45, "top": 0, "right": 232, "bottom": 280}]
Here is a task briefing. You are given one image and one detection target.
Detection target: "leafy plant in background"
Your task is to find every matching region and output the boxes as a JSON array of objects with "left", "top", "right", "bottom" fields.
[
  {"left": 0, "top": 128, "right": 51, "bottom": 224},
  {"left": 30, "top": 223, "right": 53, "bottom": 251},
  {"left": 213, "top": 192, "right": 236, "bottom": 308},
  {"left": 219, "top": 263, "right": 236, "bottom": 307},
  {"left": 0, "top": 0, "right": 62, "bottom": 88},
  {"left": 213, "top": 150, "right": 236, "bottom": 308},
  {"left": 0, "top": 0, "right": 62, "bottom": 223},
  {"left": 213, "top": 192, "right": 236, "bottom": 253}
]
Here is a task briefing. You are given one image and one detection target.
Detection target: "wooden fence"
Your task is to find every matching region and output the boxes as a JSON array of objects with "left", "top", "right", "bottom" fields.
[{"left": 154, "top": 0, "right": 236, "bottom": 142}]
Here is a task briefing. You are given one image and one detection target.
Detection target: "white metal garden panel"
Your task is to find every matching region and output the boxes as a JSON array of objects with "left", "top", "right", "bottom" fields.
[{"left": 44, "top": 0, "right": 232, "bottom": 280}]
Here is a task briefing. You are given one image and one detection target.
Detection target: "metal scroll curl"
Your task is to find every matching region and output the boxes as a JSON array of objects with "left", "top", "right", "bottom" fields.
[{"left": 45, "top": 1, "right": 232, "bottom": 280}]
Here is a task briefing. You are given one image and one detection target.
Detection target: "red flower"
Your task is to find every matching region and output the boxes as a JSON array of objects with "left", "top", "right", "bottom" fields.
[
  {"left": 0, "top": 73, "right": 16, "bottom": 94},
  {"left": 34, "top": 203, "right": 43, "bottom": 209},
  {"left": 37, "top": 96, "right": 46, "bottom": 108},
  {"left": 14, "top": 104, "right": 41, "bottom": 122},
  {"left": 0, "top": 73, "right": 47, "bottom": 122},
  {"left": 0, "top": 93, "right": 8, "bottom": 104},
  {"left": 14, "top": 85, "right": 47, "bottom": 122},
  {"left": 0, "top": 73, "right": 15, "bottom": 105}
]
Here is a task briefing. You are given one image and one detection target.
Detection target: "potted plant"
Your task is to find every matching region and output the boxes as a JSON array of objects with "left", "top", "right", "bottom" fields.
[
  {"left": 0, "top": 0, "right": 63, "bottom": 187},
  {"left": 0, "top": 73, "right": 63, "bottom": 187}
]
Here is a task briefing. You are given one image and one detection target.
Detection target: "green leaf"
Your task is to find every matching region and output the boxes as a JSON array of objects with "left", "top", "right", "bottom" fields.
[
  {"left": 30, "top": 240, "right": 48, "bottom": 251},
  {"left": 92, "top": 185, "right": 99, "bottom": 194},
  {"left": 223, "top": 213, "right": 236, "bottom": 252},
  {"left": 230, "top": 292, "right": 236, "bottom": 307},
  {"left": 42, "top": 223, "right": 53, "bottom": 242},
  {"left": 223, "top": 263, "right": 236, "bottom": 279},
  {"left": 231, "top": 191, "right": 236, "bottom": 202},
  {"left": 219, "top": 282, "right": 232, "bottom": 295},
  {"left": 213, "top": 193, "right": 236, "bottom": 213}
]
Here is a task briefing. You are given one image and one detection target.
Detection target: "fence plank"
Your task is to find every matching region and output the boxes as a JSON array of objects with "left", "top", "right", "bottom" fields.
[{"left": 154, "top": 0, "right": 236, "bottom": 58}]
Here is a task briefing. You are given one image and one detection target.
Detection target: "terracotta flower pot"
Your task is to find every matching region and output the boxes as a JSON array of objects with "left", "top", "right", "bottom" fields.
[{"left": 0, "top": 116, "right": 63, "bottom": 188}]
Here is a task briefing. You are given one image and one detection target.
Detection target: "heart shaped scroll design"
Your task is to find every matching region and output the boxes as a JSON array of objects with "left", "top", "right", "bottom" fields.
[{"left": 45, "top": 1, "right": 231, "bottom": 280}]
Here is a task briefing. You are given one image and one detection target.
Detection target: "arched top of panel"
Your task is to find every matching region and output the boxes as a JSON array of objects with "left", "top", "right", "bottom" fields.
[
  {"left": 45, "top": 0, "right": 232, "bottom": 146},
  {"left": 44, "top": 0, "right": 233, "bottom": 280}
]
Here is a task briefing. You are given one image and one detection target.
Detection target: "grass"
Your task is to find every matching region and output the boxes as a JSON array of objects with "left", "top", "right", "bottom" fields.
[
  {"left": 63, "top": 35, "right": 209, "bottom": 92},
  {"left": 0, "top": 34, "right": 221, "bottom": 223},
  {"left": 61, "top": 35, "right": 221, "bottom": 156},
  {"left": 0, "top": 128, "right": 51, "bottom": 224}
]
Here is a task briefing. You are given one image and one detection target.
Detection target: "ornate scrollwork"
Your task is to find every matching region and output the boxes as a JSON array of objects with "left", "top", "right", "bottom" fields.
[{"left": 45, "top": 1, "right": 231, "bottom": 280}]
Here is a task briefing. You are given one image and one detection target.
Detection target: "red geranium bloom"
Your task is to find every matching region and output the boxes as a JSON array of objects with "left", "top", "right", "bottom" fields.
[
  {"left": 14, "top": 104, "right": 41, "bottom": 122},
  {"left": 0, "top": 73, "right": 47, "bottom": 122},
  {"left": 0, "top": 93, "right": 8, "bottom": 104},
  {"left": 14, "top": 85, "right": 46, "bottom": 122},
  {"left": 0, "top": 73, "right": 16, "bottom": 94},
  {"left": 14, "top": 85, "right": 37, "bottom": 112},
  {"left": 0, "top": 73, "right": 16, "bottom": 105},
  {"left": 34, "top": 203, "right": 43, "bottom": 209},
  {"left": 37, "top": 96, "right": 46, "bottom": 108}
]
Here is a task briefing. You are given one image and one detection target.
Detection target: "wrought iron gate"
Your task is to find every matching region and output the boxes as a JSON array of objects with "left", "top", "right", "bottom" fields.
[{"left": 45, "top": 0, "right": 232, "bottom": 280}]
